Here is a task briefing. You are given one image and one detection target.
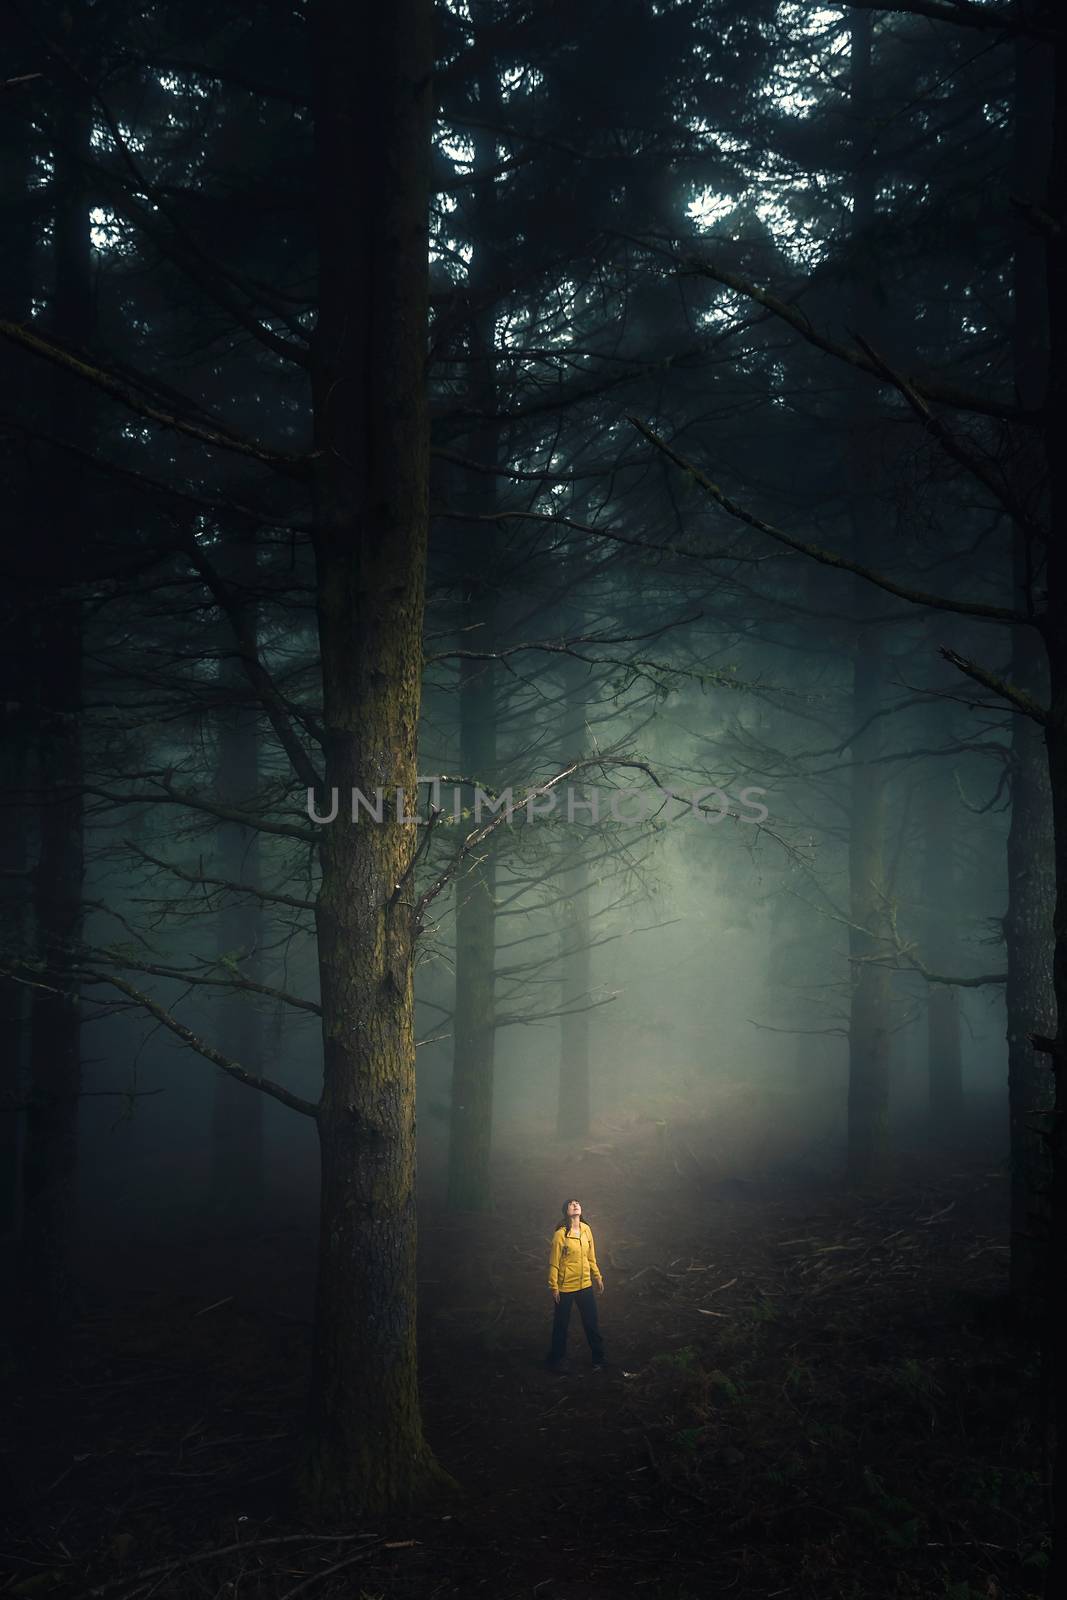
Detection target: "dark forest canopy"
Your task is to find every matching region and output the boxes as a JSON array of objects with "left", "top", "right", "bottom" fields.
[{"left": 1, "top": 1, "right": 1064, "bottom": 1596}]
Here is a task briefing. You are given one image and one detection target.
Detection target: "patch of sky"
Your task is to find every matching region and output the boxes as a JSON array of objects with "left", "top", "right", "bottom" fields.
[
  {"left": 686, "top": 118, "right": 751, "bottom": 171},
  {"left": 430, "top": 184, "right": 465, "bottom": 271},
  {"left": 497, "top": 280, "right": 579, "bottom": 350},
  {"left": 761, "top": 74, "right": 820, "bottom": 119},
  {"left": 90, "top": 206, "right": 127, "bottom": 253},
  {"left": 501, "top": 63, "right": 543, "bottom": 102},
  {"left": 157, "top": 71, "right": 212, "bottom": 99},
  {"left": 778, "top": 3, "right": 845, "bottom": 38},
  {"left": 687, "top": 189, "right": 735, "bottom": 229},
  {"left": 760, "top": 7, "right": 847, "bottom": 116},
  {"left": 687, "top": 186, "right": 825, "bottom": 265},
  {"left": 91, "top": 120, "right": 146, "bottom": 155},
  {"left": 430, "top": 228, "right": 473, "bottom": 273},
  {"left": 695, "top": 298, "right": 745, "bottom": 333},
  {"left": 193, "top": 517, "right": 221, "bottom": 547},
  {"left": 689, "top": 168, "right": 835, "bottom": 271},
  {"left": 436, "top": 125, "right": 476, "bottom": 174}
]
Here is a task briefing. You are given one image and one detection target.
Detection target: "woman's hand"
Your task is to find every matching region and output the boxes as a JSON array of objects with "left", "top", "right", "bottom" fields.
[
  {"left": 552, "top": 1289, "right": 560, "bottom": 1304},
  {"left": 595, "top": 1276, "right": 605, "bottom": 1295}
]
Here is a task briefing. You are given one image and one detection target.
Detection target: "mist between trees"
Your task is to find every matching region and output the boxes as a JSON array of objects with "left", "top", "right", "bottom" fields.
[{"left": 1, "top": 0, "right": 1065, "bottom": 1595}]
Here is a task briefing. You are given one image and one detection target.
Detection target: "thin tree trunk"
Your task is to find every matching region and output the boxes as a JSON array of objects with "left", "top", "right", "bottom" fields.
[
  {"left": 846, "top": 633, "right": 892, "bottom": 1182},
  {"left": 447, "top": 85, "right": 500, "bottom": 1214},
  {"left": 1008, "top": 14, "right": 1056, "bottom": 1319},
  {"left": 845, "top": 12, "right": 892, "bottom": 1184},
  {"left": 1006, "top": 611, "right": 1055, "bottom": 1316},
  {"left": 18, "top": 64, "right": 91, "bottom": 1344},
  {"left": 210, "top": 543, "right": 264, "bottom": 1227},
  {"left": 447, "top": 627, "right": 497, "bottom": 1210},
  {"left": 926, "top": 985, "right": 963, "bottom": 1138},
  {"left": 922, "top": 740, "right": 965, "bottom": 1143},
  {"left": 301, "top": 0, "right": 436, "bottom": 1516},
  {"left": 557, "top": 650, "right": 592, "bottom": 1141}
]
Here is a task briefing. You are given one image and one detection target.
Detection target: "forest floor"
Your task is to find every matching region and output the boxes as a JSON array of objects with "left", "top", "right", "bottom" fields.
[{"left": 0, "top": 1106, "right": 1050, "bottom": 1600}]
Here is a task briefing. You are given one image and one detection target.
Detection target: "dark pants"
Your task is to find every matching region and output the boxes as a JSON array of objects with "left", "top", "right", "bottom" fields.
[{"left": 548, "top": 1286, "right": 604, "bottom": 1365}]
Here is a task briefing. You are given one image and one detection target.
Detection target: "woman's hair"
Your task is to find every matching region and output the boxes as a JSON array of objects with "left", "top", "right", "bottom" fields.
[{"left": 554, "top": 1198, "right": 587, "bottom": 1233}]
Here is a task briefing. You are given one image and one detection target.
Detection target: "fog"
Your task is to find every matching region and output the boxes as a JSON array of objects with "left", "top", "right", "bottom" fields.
[{"left": 2, "top": 2, "right": 1061, "bottom": 1597}]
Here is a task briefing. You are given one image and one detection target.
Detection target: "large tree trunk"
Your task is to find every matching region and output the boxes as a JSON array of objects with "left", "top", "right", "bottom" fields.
[
  {"left": 447, "top": 88, "right": 500, "bottom": 1214},
  {"left": 301, "top": 0, "right": 436, "bottom": 1516},
  {"left": 209, "top": 545, "right": 264, "bottom": 1227},
  {"left": 1008, "top": 17, "right": 1056, "bottom": 1320},
  {"left": 845, "top": 13, "right": 892, "bottom": 1184},
  {"left": 17, "top": 65, "right": 91, "bottom": 1345}
]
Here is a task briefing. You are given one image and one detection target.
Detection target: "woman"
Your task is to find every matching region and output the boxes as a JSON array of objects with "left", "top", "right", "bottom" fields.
[{"left": 546, "top": 1198, "right": 606, "bottom": 1371}]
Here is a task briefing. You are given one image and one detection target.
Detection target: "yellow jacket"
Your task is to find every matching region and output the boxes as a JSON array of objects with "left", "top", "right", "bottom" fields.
[{"left": 548, "top": 1221, "right": 602, "bottom": 1292}]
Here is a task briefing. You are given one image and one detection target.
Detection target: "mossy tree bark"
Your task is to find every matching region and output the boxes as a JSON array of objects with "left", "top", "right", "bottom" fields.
[{"left": 300, "top": 0, "right": 436, "bottom": 1517}]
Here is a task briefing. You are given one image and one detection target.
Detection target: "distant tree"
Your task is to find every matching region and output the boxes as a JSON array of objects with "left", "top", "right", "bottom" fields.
[
  {"left": 16, "top": 12, "right": 94, "bottom": 1345},
  {"left": 632, "top": 3, "right": 1065, "bottom": 1578}
]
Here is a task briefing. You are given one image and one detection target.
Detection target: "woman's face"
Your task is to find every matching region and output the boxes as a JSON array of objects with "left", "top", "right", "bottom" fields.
[{"left": 566, "top": 1199, "right": 582, "bottom": 1221}]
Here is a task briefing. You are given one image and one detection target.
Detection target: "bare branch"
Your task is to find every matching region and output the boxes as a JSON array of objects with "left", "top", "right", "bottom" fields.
[
  {"left": 92, "top": 168, "right": 310, "bottom": 365},
  {"left": 833, "top": 1, "right": 1053, "bottom": 41},
  {"left": 127, "top": 843, "right": 316, "bottom": 913},
  {"left": 86, "top": 949, "right": 321, "bottom": 1016},
  {"left": 183, "top": 541, "right": 324, "bottom": 791},
  {"left": 436, "top": 505, "right": 772, "bottom": 565},
  {"left": 85, "top": 780, "right": 319, "bottom": 847},
  {"left": 663, "top": 253, "right": 1029, "bottom": 422},
  {"left": 852, "top": 332, "right": 1043, "bottom": 550},
  {"left": 424, "top": 616, "right": 702, "bottom": 664},
  {"left": 628, "top": 416, "right": 1031, "bottom": 626},
  {"left": 940, "top": 648, "right": 1048, "bottom": 722},
  {"left": 0, "top": 321, "right": 310, "bottom": 474},
  {"left": 78, "top": 971, "right": 319, "bottom": 1117}
]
